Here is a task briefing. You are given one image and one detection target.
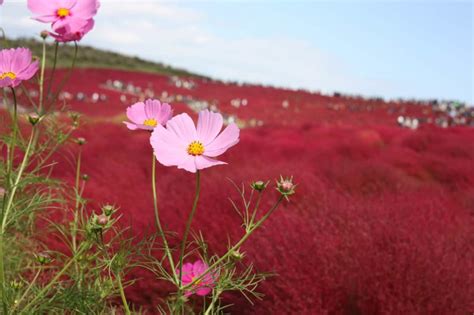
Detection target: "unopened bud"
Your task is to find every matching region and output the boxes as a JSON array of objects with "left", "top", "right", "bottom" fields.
[
  {"left": 40, "top": 30, "right": 49, "bottom": 39},
  {"left": 102, "top": 204, "right": 114, "bottom": 216},
  {"left": 76, "top": 137, "right": 86, "bottom": 145},
  {"left": 28, "top": 113, "right": 41, "bottom": 126},
  {"left": 81, "top": 174, "right": 89, "bottom": 181},
  {"left": 276, "top": 176, "right": 296, "bottom": 200},
  {"left": 0, "top": 187, "right": 5, "bottom": 198},
  {"left": 97, "top": 214, "right": 108, "bottom": 226},
  {"left": 10, "top": 280, "right": 24, "bottom": 290},
  {"left": 230, "top": 249, "right": 245, "bottom": 261},
  {"left": 251, "top": 180, "right": 267, "bottom": 192},
  {"left": 36, "top": 252, "right": 52, "bottom": 265}
]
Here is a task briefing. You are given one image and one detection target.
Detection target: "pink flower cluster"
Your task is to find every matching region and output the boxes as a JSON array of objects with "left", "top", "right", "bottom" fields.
[
  {"left": 27, "top": 0, "right": 100, "bottom": 42},
  {"left": 125, "top": 100, "right": 240, "bottom": 173}
]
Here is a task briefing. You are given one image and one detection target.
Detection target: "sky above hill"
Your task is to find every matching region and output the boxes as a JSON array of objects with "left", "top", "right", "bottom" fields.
[{"left": 1, "top": 0, "right": 473, "bottom": 103}]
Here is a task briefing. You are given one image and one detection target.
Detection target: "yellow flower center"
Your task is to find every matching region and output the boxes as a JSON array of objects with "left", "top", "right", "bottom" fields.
[
  {"left": 143, "top": 118, "right": 158, "bottom": 128},
  {"left": 187, "top": 141, "right": 205, "bottom": 156},
  {"left": 56, "top": 8, "right": 70, "bottom": 18},
  {"left": 0, "top": 72, "right": 16, "bottom": 80}
]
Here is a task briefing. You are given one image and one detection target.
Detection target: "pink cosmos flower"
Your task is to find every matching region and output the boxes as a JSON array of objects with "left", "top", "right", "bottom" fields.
[
  {"left": 27, "top": 0, "right": 100, "bottom": 42},
  {"left": 124, "top": 99, "right": 173, "bottom": 131},
  {"left": 177, "top": 260, "right": 216, "bottom": 297},
  {"left": 49, "top": 18, "right": 95, "bottom": 42},
  {"left": 150, "top": 110, "right": 240, "bottom": 173},
  {"left": 0, "top": 48, "right": 39, "bottom": 88},
  {"left": 28, "top": 0, "right": 100, "bottom": 26}
]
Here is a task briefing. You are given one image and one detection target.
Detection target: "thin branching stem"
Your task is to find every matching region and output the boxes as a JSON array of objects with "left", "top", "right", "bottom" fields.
[{"left": 182, "top": 196, "right": 284, "bottom": 291}]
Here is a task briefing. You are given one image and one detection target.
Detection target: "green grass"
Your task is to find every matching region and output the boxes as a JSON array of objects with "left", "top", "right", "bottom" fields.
[{"left": 2, "top": 37, "right": 207, "bottom": 78}]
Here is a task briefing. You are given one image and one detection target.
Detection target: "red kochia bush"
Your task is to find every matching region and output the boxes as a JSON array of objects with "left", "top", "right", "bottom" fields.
[{"left": 39, "top": 69, "right": 474, "bottom": 314}]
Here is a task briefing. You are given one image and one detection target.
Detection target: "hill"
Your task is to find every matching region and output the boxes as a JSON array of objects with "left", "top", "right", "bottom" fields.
[{"left": 2, "top": 37, "right": 206, "bottom": 78}]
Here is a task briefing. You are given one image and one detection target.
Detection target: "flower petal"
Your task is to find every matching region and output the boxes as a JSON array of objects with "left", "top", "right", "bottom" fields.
[
  {"left": 195, "top": 287, "right": 212, "bottom": 296},
  {"left": 204, "top": 123, "right": 240, "bottom": 157},
  {"left": 197, "top": 110, "right": 223, "bottom": 145},
  {"left": 126, "top": 102, "right": 147, "bottom": 125},
  {"left": 166, "top": 113, "right": 198, "bottom": 143},
  {"left": 195, "top": 156, "right": 226, "bottom": 171},
  {"left": 150, "top": 125, "right": 189, "bottom": 168}
]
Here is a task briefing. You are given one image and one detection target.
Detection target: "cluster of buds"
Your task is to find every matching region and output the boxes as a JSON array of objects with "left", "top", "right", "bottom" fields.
[
  {"left": 10, "top": 279, "right": 24, "bottom": 290},
  {"left": 276, "top": 176, "right": 296, "bottom": 200},
  {"left": 69, "top": 111, "right": 81, "bottom": 128},
  {"left": 86, "top": 204, "right": 117, "bottom": 236}
]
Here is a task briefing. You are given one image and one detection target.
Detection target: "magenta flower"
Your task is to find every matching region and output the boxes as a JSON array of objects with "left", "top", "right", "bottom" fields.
[
  {"left": 178, "top": 260, "right": 216, "bottom": 297},
  {"left": 124, "top": 99, "right": 173, "bottom": 131},
  {"left": 150, "top": 110, "right": 240, "bottom": 173},
  {"left": 0, "top": 48, "right": 39, "bottom": 88}
]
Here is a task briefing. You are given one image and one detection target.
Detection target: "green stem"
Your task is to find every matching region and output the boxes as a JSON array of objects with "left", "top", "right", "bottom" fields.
[
  {"left": 38, "top": 38, "right": 47, "bottom": 114},
  {"left": 46, "top": 41, "right": 59, "bottom": 100},
  {"left": 0, "top": 233, "right": 5, "bottom": 312},
  {"left": 48, "top": 41, "right": 78, "bottom": 109},
  {"left": 72, "top": 148, "right": 82, "bottom": 281},
  {"left": 6, "top": 88, "right": 18, "bottom": 188},
  {"left": 151, "top": 154, "right": 178, "bottom": 283},
  {"left": 116, "top": 273, "right": 131, "bottom": 315},
  {"left": 1, "top": 127, "right": 36, "bottom": 232},
  {"left": 182, "top": 196, "right": 283, "bottom": 291},
  {"left": 178, "top": 171, "right": 201, "bottom": 287}
]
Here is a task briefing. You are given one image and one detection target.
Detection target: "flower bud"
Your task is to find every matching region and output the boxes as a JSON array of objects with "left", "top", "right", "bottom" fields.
[
  {"left": 10, "top": 280, "right": 24, "bottom": 290},
  {"left": 76, "top": 137, "right": 87, "bottom": 145},
  {"left": 276, "top": 176, "right": 296, "bottom": 200},
  {"left": 40, "top": 30, "right": 49, "bottom": 39},
  {"left": 81, "top": 174, "right": 89, "bottom": 181},
  {"left": 97, "top": 214, "right": 108, "bottom": 226},
  {"left": 0, "top": 187, "right": 5, "bottom": 198},
  {"left": 28, "top": 113, "right": 41, "bottom": 126},
  {"left": 36, "top": 252, "right": 52, "bottom": 265},
  {"left": 102, "top": 204, "right": 115, "bottom": 216},
  {"left": 251, "top": 180, "right": 267, "bottom": 192},
  {"left": 230, "top": 249, "right": 245, "bottom": 261}
]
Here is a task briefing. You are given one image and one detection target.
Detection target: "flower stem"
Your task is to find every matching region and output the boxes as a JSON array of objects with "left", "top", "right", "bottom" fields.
[
  {"left": 116, "top": 273, "right": 131, "bottom": 315},
  {"left": 38, "top": 37, "right": 47, "bottom": 113},
  {"left": 151, "top": 154, "right": 178, "bottom": 283},
  {"left": 72, "top": 147, "right": 82, "bottom": 283},
  {"left": 46, "top": 41, "right": 59, "bottom": 100},
  {"left": 178, "top": 170, "right": 201, "bottom": 287},
  {"left": 48, "top": 41, "right": 78, "bottom": 109}
]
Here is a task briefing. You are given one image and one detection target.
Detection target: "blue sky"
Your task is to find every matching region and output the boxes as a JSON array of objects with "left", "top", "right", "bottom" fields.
[{"left": 1, "top": 0, "right": 473, "bottom": 103}]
